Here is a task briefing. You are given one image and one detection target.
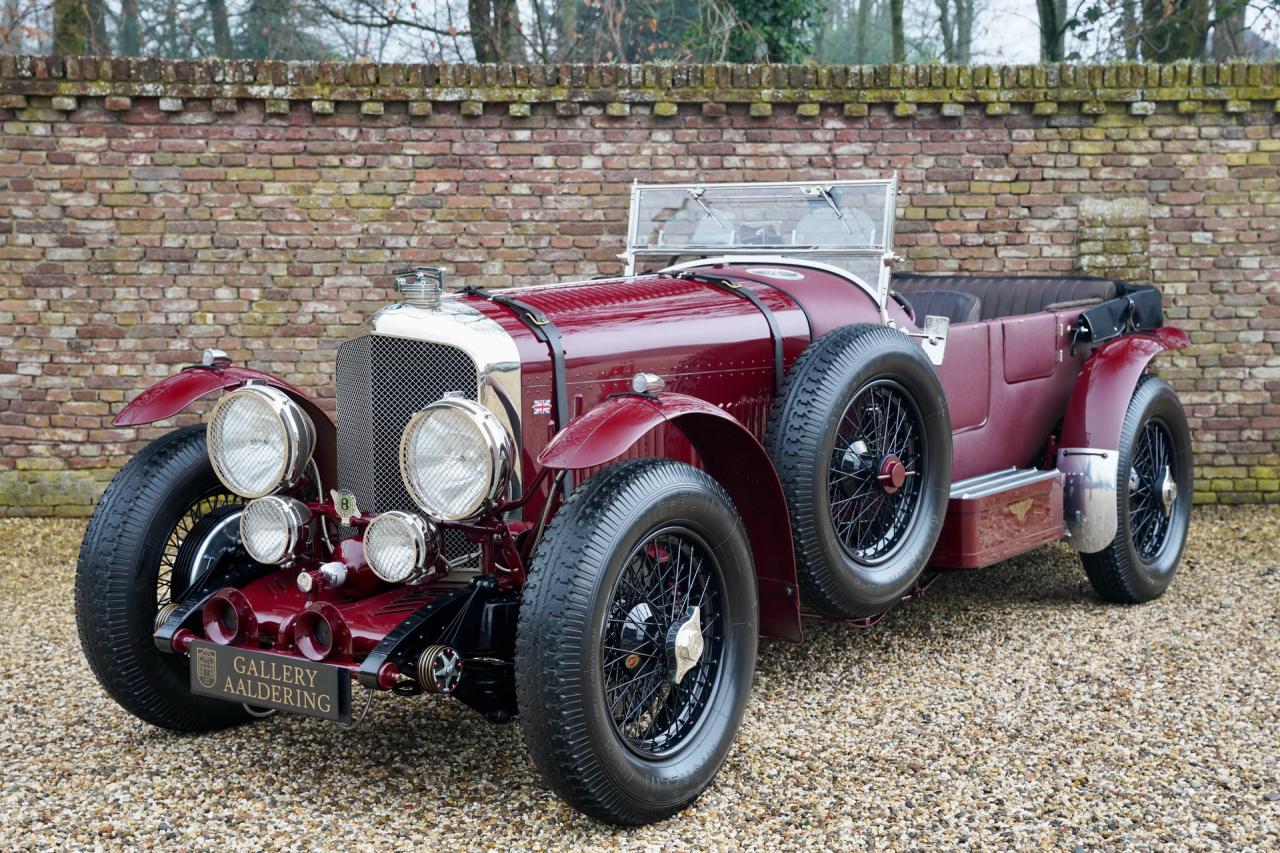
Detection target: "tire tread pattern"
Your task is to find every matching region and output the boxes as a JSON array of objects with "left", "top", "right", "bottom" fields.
[
  {"left": 1080, "top": 375, "right": 1192, "bottom": 604},
  {"left": 75, "top": 425, "right": 247, "bottom": 732},
  {"left": 764, "top": 323, "right": 951, "bottom": 618},
  {"left": 515, "top": 458, "right": 749, "bottom": 825}
]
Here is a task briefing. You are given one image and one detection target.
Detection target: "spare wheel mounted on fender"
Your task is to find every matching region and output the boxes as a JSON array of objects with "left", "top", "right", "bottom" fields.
[{"left": 766, "top": 323, "right": 952, "bottom": 619}]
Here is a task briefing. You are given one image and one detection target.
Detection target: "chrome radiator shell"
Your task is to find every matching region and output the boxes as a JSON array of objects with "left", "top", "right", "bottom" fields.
[{"left": 334, "top": 298, "right": 523, "bottom": 568}]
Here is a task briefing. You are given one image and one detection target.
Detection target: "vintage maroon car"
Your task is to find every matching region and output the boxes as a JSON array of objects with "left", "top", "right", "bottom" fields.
[{"left": 76, "top": 178, "right": 1192, "bottom": 825}]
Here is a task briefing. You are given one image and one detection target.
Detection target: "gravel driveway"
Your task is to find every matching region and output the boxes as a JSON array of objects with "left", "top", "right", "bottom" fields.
[{"left": 2, "top": 507, "right": 1277, "bottom": 851}]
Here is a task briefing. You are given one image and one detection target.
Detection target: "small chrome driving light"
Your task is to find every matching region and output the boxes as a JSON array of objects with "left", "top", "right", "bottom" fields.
[
  {"left": 207, "top": 385, "right": 315, "bottom": 498},
  {"left": 364, "top": 511, "right": 438, "bottom": 583},
  {"left": 239, "top": 496, "right": 311, "bottom": 564},
  {"left": 399, "top": 398, "right": 515, "bottom": 521}
]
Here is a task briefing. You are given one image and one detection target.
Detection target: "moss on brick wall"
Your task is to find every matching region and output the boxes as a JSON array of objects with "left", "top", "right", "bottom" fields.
[
  {"left": 0, "top": 57, "right": 1277, "bottom": 515},
  {"left": 0, "top": 56, "right": 1278, "bottom": 114}
]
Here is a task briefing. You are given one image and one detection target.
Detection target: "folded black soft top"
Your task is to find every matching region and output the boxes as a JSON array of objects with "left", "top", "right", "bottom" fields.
[
  {"left": 1074, "top": 280, "right": 1164, "bottom": 345},
  {"left": 891, "top": 272, "right": 1163, "bottom": 344}
]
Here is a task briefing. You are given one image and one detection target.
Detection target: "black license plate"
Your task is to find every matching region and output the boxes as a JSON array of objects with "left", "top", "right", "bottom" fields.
[{"left": 188, "top": 640, "right": 350, "bottom": 722}]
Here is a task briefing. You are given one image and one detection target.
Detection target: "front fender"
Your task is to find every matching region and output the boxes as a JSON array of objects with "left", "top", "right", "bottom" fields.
[
  {"left": 115, "top": 365, "right": 336, "bottom": 489},
  {"left": 1059, "top": 327, "right": 1188, "bottom": 451},
  {"left": 538, "top": 393, "right": 802, "bottom": 643}
]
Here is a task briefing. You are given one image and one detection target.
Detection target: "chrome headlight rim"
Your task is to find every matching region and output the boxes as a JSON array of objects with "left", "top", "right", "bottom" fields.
[
  {"left": 207, "top": 385, "right": 316, "bottom": 499},
  {"left": 239, "top": 495, "right": 312, "bottom": 565},
  {"left": 364, "top": 510, "right": 437, "bottom": 583},
  {"left": 399, "top": 397, "right": 515, "bottom": 522}
]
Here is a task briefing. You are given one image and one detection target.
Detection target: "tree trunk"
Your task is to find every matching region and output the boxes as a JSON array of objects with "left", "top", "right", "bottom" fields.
[
  {"left": 1121, "top": 0, "right": 1139, "bottom": 59},
  {"left": 854, "top": 0, "right": 871, "bottom": 63},
  {"left": 956, "top": 0, "right": 973, "bottom": 62},
  {"left": 1035, "top": 0, "right": 1066, "bottom": 61},
  {"left": 814, "top": 2, "right": 829, "bottom": 59},
  {"left": 468, "top": 0, "right": 495, "bottom": 61},
  {"left": 936, "top": 0, "right": 955, "bottom": 62},
  {"left": 890, "top": 0, "right": 905, "bottom": 61},
  {"left": 556, "top": 0, "right": 577, "bottom": 60},
  {"left": 1211, "top": 2, "right": 1245, "bottom": 59},
  {"left": 209, "top": 0, "right": 233, "bottom": 57},
  {"left": 498, "top": 0, "right": 523, "bottom": 61},
  {"left": 53, "top": 0, "right": 105, "bottom": 55},
  {"left": 469, "top": 0, "right": 525, "bottom": 62},
  {"left": 119, "top": 0, "right": 141, "bottom": 55},
  {"left": 1141, "top": 0, "right": 1209, "bottom": 61}
]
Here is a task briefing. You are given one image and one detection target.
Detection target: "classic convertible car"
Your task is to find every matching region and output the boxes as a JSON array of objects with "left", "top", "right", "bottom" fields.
[{"left": 76, "top": 178, "right": 1192, "bottom": 825}]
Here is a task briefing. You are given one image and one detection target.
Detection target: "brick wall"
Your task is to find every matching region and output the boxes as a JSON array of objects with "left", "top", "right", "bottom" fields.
[{"left": 1, "top": 57, "right": 1277, "bottom": 515}]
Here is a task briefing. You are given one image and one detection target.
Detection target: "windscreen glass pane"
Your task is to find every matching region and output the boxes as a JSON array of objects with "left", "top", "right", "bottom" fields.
[{"left": 631, "top": 182, "right": 891, "bottom": 253}]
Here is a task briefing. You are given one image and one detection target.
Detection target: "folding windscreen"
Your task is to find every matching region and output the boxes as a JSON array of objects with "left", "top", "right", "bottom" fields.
[{"left": 623, "top": 177, "right": 898, "bottom": 306}]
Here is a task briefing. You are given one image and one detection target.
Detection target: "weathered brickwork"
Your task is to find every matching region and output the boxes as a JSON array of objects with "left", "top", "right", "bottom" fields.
[{"left": 0, "top": 57, "right": 1277, "bottom": 515}]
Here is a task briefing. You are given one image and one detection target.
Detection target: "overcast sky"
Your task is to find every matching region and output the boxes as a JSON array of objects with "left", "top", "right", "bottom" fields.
[{"left": 968, "top": 0, "right": 1046, "bottom": 64}]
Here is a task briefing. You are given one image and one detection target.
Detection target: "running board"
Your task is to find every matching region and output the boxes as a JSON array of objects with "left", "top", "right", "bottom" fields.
[
  {"left": 950, "top": 467, "right": 1060, "bottom": 499},
  {"left": 932, "top": 467, "right": 1064, "bottom": 569}
]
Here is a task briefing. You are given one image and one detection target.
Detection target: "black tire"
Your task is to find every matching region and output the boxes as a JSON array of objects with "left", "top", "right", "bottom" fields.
[
  {"left": 75, "top": 425, "right": 250, "bottom": 732},
  {"left": 1081, "top": 376, "right": 1193, "bottom": 603},
  {"left": 765, "top": 323, "right": 952, "bottom": 619},
  {"left": 515, "top": 459, "right": 757, "bottom": 825}
]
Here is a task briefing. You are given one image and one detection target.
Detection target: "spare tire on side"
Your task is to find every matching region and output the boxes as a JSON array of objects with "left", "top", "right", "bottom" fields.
[{"left": 766, "top": 323, "right": 952, "bottom": 619}]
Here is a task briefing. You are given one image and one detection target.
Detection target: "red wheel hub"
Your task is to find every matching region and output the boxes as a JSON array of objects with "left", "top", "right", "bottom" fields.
[{"left": 876, "top": 455, "right": 908, "bottom": 494}]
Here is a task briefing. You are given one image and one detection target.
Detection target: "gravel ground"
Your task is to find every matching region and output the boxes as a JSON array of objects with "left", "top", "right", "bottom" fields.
[{"left": 1, "top": 507, "right": 1277, "bottom": 851}]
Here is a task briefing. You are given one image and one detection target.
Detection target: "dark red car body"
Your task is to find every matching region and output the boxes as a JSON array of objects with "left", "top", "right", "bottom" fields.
[
  {"left": 83, "top": 177, "right": 1194, "bottom": 824},
  {"left": 118, "top": 259, "right": 1186, "bottom": 656}
]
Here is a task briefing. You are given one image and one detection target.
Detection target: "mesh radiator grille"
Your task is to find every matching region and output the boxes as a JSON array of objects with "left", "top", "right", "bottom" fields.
[{"left": 335, "top": 334, "right": 479, "bottom": 564}]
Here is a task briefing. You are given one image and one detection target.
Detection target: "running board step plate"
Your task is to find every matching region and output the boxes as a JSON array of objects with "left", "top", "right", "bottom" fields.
[{"left": 931, "top": 467, "right": 1064, "bottom": 570}]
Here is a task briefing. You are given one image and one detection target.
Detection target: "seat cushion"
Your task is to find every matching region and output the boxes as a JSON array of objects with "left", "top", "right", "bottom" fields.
[
  {"left": 892, "top": 273, "right": 1119, "bottom": 320},
  {"left": 897, "top": 289, "right": 982, "bottom": 325}
]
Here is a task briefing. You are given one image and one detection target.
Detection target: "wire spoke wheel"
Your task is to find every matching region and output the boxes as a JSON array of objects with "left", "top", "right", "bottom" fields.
[
  {"left": 766, "top": 323, "right": 951, "bottom": 619},
  {"left": 156, "top": 490, "right": 241, "bottom": 608},
  {"left": 1127, "top": 418, "right": 1175, "bottom": 561},
  {"left": 1079, "top": 377, "right": 1192, "bottom": 605},
  {"left": 516, "top": 459, "right": 756, "bottom": 825},
  {"left": 75, "top": 425, "right": 253, "bottom": 731},
  {"left": 601, "top": 527, "right": 724, "bottom": 758},
  {"left": 828, "top": 379, "right": 927, "bottom": 565}
]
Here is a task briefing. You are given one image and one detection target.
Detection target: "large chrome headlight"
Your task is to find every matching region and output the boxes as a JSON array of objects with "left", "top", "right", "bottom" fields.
[
  {"left": 239, "top": 496, "right": 311, "bottom": 564},
  {"left": 399, "top": 398, "right": 514, "bottom": 521},
  {"left": 207, "top": 385, "right": 315, "bottom": 498},
  {"left": 364, "top": 511, "right": 437, "bottom": 583}
]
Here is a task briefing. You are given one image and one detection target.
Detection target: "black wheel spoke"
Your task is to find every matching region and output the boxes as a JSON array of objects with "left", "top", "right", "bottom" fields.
[
  {"left": 159, "top": 489, "right": 239, "bottom": 606},
  {"left": 827, "top": 380, "right": 925, "bottom": 566},
  {"left": 601, "top": 526, "right": 724, "bottom": 758},
  {"left": 1128, "top": 417, "right": 1176, "bottom": 561}
]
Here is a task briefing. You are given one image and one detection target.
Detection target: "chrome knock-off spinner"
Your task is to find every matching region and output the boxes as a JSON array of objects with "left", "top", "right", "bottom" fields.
[
  {"left": 666, "top": 606, "right": 704, "bottom": 685},
  {"left": 1159, "top": 465, "right": 1177, "bottom": 516}
]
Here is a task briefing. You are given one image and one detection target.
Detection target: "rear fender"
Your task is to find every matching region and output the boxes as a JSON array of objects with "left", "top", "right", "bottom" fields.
[
  {"left": 538, "top": 393, "right": 802, "bottom": 643},
  {"left": 1059, "top": 327, "right": 1188, "bottom": 451},
  {"left": 114, "top": 365, "right": 337, "bottom": 488},
  {"left": 1057, "top": 327, "right": 1187, "bottom": 553}
]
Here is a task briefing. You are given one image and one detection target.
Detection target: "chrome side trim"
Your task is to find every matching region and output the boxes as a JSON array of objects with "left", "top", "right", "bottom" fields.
[
  {"left": 1057, "top": 447, "right": 1119, "bottom": 553},
  {"left": 367, "top": 298, "right": 523, "bottom": 500},
  {"left": 659, "top": 255, "right": 881, "bottom": 306}
]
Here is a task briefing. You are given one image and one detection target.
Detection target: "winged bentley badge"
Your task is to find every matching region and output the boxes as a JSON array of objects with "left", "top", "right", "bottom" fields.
[{"left": 331, "top": 489, "right": 359, "bottom": 526}]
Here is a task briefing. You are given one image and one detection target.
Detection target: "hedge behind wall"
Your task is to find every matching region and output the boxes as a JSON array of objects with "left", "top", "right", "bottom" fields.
[{"left": 0, "top": 57, "right": 1277, "bottom": 515}]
